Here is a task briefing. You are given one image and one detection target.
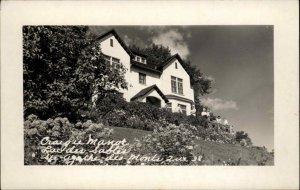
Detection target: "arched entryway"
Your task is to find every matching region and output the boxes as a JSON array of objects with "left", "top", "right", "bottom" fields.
[{"left": 146, "top": 96, "right": 161, "bottom": 108}]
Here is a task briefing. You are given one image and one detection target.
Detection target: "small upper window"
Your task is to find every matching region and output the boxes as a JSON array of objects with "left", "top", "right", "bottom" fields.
[
  {"left": 175, "top": 62, "right": 178, "bottom": 69},
  {"left": 110, "top": 39, "right": 113, "bottom": 47},
  {"left": 139, "top": 73, "right": 146, "bottom": 84}
]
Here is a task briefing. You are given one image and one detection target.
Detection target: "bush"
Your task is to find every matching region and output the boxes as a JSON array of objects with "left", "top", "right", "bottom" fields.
[
  {"left": 235, "top": 131, "right": 253, "bottom": 146},
  {"left": 24, "top": 114, "right": 113, "bottom": 165},
  {"left": 24, "top": 115, "right": 197, "bottom": 165},
  {"left": 95, "top": 92, "right": 128, "bottom": 116},
  {"left": 92, "top": 93, "right": 238, "bottom": 145},
  {"left": 130, "top": 123, "right": 195, "bottom": 165}
]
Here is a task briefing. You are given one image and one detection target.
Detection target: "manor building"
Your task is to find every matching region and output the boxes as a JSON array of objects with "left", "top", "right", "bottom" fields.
[{"left": 95, "top": 30, "right": 196, "bottom": 115}]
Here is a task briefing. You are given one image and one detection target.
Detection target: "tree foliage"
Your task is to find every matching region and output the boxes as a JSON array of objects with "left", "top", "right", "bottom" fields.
[
  {"left": 23, "top": 26, "right": 127, "bottom": 121},
  {"left": 235, "top": 131, "right": 253, "bottom": 146}
]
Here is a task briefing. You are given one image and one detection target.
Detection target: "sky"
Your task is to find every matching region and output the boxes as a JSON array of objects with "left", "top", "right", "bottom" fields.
[{"left": 89, "top": 26, "right": 274, "bottom": 151}]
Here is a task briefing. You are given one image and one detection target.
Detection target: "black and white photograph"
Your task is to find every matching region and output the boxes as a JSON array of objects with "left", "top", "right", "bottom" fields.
[
  {"left": 23, "top": 25, "right": 274, "bottom": 166},
  {"left": 1, "top": 1, "right": 299, "bottom": 189}
]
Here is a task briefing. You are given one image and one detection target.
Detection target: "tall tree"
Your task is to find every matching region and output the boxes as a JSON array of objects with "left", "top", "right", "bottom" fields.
[{"left": 23, "top": 26, "right": 127, "bottom": 121}]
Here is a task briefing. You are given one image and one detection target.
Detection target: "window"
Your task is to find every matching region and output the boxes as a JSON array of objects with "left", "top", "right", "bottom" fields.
[
  {"left": 103, "top": 55, "right": 111, "bottom": 65},
  {"left": 112, "top": 57, "right": 120, "bottom": 66},
  {"left": 178, "top": 78, "right": 183, "bottom": 95},
  {"left": 103, "top": 54, "right": 120, "bottom": 68},
  {"left": 110, "top": 39, "right": 113, "bottom": 47},
  {"left": 178, "top": 104, "right": 187, "bottom": 115},
  {"left": 139, "top": 73, "right": 146, "bottom": 84},
  {"left": 166, "top": 103, "right": 172, "bottom": 112},
  {"left": 175, "top": 62, "right": 178, "bottom": 69},
  {"left": 171, "top": 76, "right": 177, "bottom": 93},
  {"left": 135, "top": 56, "right": 146, "bottom": 64},
  {"left": 171, "top": 76, "right": 183, "bottom": 95}
]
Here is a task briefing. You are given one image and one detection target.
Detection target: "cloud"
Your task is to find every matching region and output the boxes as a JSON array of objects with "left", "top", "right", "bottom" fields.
[
  {"left": 206, "top": 75, "right": 215, "bottom": 81},
  {"left": 123, "top": 34, "right": 146, "bottom": 47},
  {"left": 151, "top": 30, "right": 190, "bottom": 59},
  {"left": 123, "top": 35, "right": 133, "bottom": 46},
  {"left": 200, "top": 97, "right": 239, "bottom": 111}
]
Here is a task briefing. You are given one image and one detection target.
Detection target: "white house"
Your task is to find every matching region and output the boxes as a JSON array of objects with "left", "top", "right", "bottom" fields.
[{"left": 95, "top": 29, "right": 196, "bottom": 115}]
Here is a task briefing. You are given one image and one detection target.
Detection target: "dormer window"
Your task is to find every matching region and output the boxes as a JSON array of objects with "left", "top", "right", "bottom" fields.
[
  {"left": 141, "top": 58, "right": 146, "bottom": 64},
  {"left": 110, "top": 39, "right": 113, "bottom": 47},
  {"left": 135, "top": 55, "right": 147, "bottom": 64}
]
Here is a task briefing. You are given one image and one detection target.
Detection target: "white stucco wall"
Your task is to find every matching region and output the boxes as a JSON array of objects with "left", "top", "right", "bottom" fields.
[
  {"left": 97, "top": 34, "right": 131, "bottom": 101},
  {"left": 129, "top": 67, "right": 160, "bottom": 99},
  {"left": 160, "top": 59, "right": 194, "bottom": 100},
  {"left": 168, "top": 99, "right": 191, "bottom": 115},
  {"left": 159, "top": 59, "right": 194, "bottom": 115}
]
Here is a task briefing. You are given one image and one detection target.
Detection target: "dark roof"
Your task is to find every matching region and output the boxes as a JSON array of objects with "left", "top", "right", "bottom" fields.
[
  {"left": 131, "top": 54, "right": 191, "bottom": 77},
  {"left": 131, "top": 85, "right": 169, "bottom": 103},
  {"left": 157, "top": 54, "right": 188, "bottom": 72},
  {"left": 95, "top": 29, "right": 134, "bottom": 58},
  {"left": 131, "top": 60, "right": 162, "bottom": 74},
  {"left": 165, "top": 94, "right": 194, "bottom": 104},
  {"left": 130, "top": 49, "right": 147, "bottom": 58}
]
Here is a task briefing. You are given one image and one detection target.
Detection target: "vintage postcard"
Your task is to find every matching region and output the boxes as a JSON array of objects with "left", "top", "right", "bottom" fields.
[{"left": 1, "top": 0, "right": 299, "bottom": 189}]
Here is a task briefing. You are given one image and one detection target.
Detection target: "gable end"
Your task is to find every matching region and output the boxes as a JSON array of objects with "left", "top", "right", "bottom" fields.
[
  {"left": 158, "top": 54, "right": 190, "bottom": 77},
  {"left": 95, "top": 29, "right": 134, "bottom": 59}
]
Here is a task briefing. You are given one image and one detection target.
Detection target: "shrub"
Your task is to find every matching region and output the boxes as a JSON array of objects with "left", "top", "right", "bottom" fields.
[
  {"left": 95, "top": 92, "right": 128, "bottom": 116},
  {"left": 24, "top": 115, "right": 113, "bottom": 165},
  {"left": 91, "top": 93, "right": 237, "bottom": 145},
  {"left": 235, "top": 131, "right": 253, "bottom": 146},
  {"left": 130, "top": 123, "right": 195, "bottom": 165}
]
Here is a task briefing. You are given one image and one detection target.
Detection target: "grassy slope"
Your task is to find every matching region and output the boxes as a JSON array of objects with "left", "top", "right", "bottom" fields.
[{"left": 110, "top": 126, "right": 274, "bottom": 165}]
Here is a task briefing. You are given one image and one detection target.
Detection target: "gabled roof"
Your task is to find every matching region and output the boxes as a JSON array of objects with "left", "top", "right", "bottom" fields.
[
  {"left": 130, "top": 85, "right": 169, "bottom": 103},
  {"left": 157, "top": 54, "right": 189, "bottom": 74},
  {"left": 131, "top": 60, "right": 162, "bottom": 75},
  {"left": 95, "top": 29, "right": 134, "bottom": 58}
]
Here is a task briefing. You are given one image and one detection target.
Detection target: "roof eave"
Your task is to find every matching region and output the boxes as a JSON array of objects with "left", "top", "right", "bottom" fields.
[{"left": 131, "top": 62, "right": 162, "bottom": 75}]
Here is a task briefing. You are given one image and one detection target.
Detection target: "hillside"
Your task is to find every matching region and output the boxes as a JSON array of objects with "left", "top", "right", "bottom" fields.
[{"left": 110, "top": 126, "right": 274, "bottom": 166}]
